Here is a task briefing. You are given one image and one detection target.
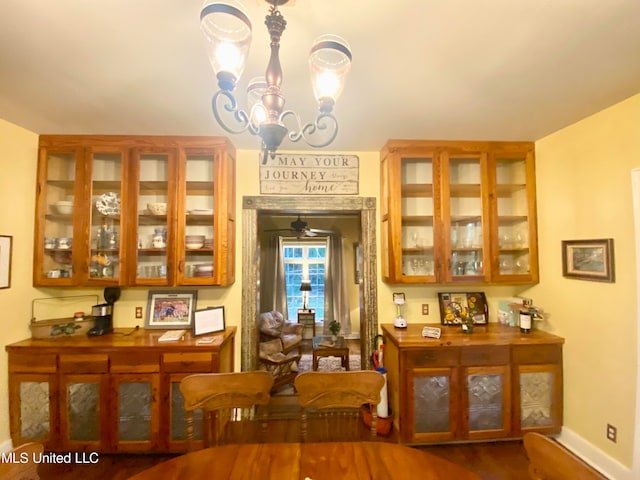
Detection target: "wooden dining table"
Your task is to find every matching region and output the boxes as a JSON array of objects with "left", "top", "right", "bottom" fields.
[{"left": 128, "top": 441, "right": 481, "bottom": 480}]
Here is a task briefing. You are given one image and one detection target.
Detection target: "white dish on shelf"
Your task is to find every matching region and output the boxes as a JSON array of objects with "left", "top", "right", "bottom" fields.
[
  {"left": 186, "top": 243, "right": 204, "bottom": 249},
  {"left": 96, "top": 192, "right": 121, "bottom": 216},
  {"left": 189, "top": 209, "right": 214, "bottom": 215}
]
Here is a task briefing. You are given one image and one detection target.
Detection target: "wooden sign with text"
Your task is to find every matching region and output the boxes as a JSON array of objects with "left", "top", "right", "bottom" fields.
[{"left": 260, "top": 154, "right": 359, "bottom": 195}]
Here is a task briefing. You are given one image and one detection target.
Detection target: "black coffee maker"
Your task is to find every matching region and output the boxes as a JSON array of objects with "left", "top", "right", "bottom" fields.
[{"left": 88, "top": 287, "right": 120, "bottom": 336}]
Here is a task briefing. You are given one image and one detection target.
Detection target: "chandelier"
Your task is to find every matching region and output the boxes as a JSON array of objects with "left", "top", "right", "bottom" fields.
[{"left": 200, "top": 0, "right": 352, "bottom": 163}]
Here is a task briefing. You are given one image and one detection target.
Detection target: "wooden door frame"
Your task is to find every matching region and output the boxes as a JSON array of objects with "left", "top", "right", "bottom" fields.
[{"left": 241, "top": 196, "right": 378, "bottom": 371}]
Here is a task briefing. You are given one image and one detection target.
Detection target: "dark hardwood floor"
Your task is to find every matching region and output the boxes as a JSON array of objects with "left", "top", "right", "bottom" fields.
[{"left": 37, "top": 441, "right": 530, "bottom": 479}]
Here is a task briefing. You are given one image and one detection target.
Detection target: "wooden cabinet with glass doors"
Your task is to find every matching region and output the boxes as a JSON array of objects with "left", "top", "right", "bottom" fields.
[
  {"left": 33, "top": 135, "right": 236, "bottom": 287},
  {"left": 380, "top": 140, "right": 537, "bottom": 284}
]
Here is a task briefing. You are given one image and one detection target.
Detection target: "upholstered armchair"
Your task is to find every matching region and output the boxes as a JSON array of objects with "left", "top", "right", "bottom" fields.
[{"left": 257, "top": 311, "right": 304, "bottom": 391}]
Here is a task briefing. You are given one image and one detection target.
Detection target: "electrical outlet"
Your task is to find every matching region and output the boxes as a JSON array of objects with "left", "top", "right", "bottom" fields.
[
  {"left": 607, "top": 424, "right": 617, "bottom": 443},
  {"left": 422, "top": 304, "right": 429, "bottom": 315},
  {"left": 135, "top": 307, "right": 143, "bottom": 319}
]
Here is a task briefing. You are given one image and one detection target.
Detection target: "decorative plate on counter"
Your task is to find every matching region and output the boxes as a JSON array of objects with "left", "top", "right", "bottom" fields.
[{"left": 96, "top": 192, "right": 121, "bottom": 216}]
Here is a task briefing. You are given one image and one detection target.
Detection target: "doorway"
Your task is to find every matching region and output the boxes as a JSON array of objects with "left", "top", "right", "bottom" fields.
[{"left": 240, "top": 196, "right": 378, "bottom": 372}]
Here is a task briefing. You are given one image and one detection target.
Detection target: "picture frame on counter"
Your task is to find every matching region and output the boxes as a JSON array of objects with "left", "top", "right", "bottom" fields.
[
  {"left": 0, "top": 235, "right": 12, "bottom": 289},
  {"left": 562, "top": 238, "right": 615, "bottom": 283},
  {"left": 193, "top": 306, "right": 225, "bottom": 336},
  {"left": 145, "top": 290, "right": 198, "bottom": 329},
  {"left": 438, "top": 292, "right": 488, "bottom": 325}
]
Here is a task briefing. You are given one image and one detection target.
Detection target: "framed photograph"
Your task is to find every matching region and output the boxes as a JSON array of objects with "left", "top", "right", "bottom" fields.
[
  {"left": 438, "top": 292, "right": 488, "bottom": 325},
  {"left": 0, "top": 235, "right": 12, "bottom": 289},
  {"left": 562, "top": 238, "right": 615, "bottom": 282},
  {"left": 193, "top": 306, "right": 225, "bottom": 336},
  {"left": 145, "top": 290, "right": 198, "bottom": 329}
]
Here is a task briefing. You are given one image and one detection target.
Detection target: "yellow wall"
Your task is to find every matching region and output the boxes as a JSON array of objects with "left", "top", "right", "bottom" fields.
[
  {"left": 0, "top": 119, "right": 39, "bottom": 445},
  {"left": 527, "top": 93, "right": 640, "bottom": 467},
  {"left": 1, "top": 94, "right": 638, "bottom": 470}
]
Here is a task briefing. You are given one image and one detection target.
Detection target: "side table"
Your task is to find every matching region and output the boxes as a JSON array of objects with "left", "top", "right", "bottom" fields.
[{"left": 312, "top": 336, "right": 349, "bottom": 371}]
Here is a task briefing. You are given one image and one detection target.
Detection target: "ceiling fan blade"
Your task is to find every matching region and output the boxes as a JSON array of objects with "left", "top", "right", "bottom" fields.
[
  {"left": 308, "top": 228, "right": 335, "bottom": 234},
  {"left": 303, "top": 229, "right": 318, "bottom": 237}
]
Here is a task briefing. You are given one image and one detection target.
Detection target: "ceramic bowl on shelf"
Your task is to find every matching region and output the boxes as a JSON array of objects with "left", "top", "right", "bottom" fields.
[
  {"left": 54, "top": 201, "right": 73, "bottom": 215},
  {"left": 185, "top": 235, "right": 205, "bottom": 249},
  {"left": 147, "top": 202, "right": 167, "bottom": 215}
]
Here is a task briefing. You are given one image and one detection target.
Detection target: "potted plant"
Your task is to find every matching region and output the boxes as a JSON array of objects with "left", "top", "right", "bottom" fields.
[{"left": 328, "top": 320, "right": 341, "bottom": 341}]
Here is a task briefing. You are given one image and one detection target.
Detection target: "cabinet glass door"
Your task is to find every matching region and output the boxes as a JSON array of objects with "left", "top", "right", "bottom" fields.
[
  {"left": 181, "top": 152, "right": 216, "bottom": 284},
  {"left": 443, "top": 154, "right": 486, "bottom": 281},
  {"left": 492, "top": 152, "right": 537, "bottom": 281},
  {"left": 400, "top": 158, "right": 435, "bottom": 280},
  {"left": 113, "top": 374, "right": 159, "bottom": 451},
  {"left": 88, "top": 149, "right": 124, "bottom": 284},
  {"left": 40, "top": 150, "right": 78, "bottom": 284},
  {"left": 135, "top": 151, "right": 172, "bottom": 285},
  {"left": 60, "top": 375, "right": 102, "bottom": 447},
  {"left": 411, "top": 367, "right": 458, "bottom": 442}
]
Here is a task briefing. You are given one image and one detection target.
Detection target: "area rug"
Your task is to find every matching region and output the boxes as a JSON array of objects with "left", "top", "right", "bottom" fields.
[{"left": 297, "top": 354, "right": 361, "bottom": 373}]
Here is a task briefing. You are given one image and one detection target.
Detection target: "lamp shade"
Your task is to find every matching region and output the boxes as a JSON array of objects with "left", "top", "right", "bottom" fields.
[
  {"left": 308, "top": 34, "right": 352, "bottom": 112},
  {"left": 299, "top": 280, "right": 312, "bottom": 292},
  {"left": 200, "top": 1, "right": 252, "bottom": 90}
]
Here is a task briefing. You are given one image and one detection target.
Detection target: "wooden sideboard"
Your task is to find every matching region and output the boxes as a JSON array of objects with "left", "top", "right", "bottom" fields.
[
  {"left": 381, "top": 323, "right": 563, "bottom": 444},
  {"left": 6, "top": 327, "right": 235, "bottom": 453}
]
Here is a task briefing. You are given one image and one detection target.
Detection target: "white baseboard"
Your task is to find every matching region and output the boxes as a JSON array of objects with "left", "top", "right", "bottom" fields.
[
  {"left": 559, "top": 427, "right": 631, "bottom": 480},
  {"left": 0, "top": 438, "right": 13, "bottom": 453}
]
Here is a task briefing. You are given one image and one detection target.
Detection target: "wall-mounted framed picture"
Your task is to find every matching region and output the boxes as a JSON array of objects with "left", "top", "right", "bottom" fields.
[
  {"left": 145, "top": 290, "right": 198, "bottom": 329},
  {"left": 193, "top": 306, "right": 225, "bottom": 336},
  {"left": 438, "top": 292, "right": 488, "bottom": 325},
  {"left": 0, "top": 235, "right": 12, "bottom": 289},
  {"left": 562, "top": 238, "right": 615, "bottom": 283}
]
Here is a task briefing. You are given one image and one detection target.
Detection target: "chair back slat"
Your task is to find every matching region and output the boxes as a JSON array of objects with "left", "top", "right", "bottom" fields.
[
  {"left": 0, "top": 442, "right": 43, "bottom": 480},
  {"left": 294, "top": 370, "right": 385, "bottom": 442},
  {"left": 523, "top": 432, "right": 608, "bottom": 480},
  {"left": 180, "top": 371, "right": 274, "bottom": 449}
]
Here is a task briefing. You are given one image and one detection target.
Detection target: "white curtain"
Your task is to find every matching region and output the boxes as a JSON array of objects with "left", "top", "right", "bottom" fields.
[
  {"left": 323, "top": 234, "right": 351, "bottom": 336},
  {"left": 260, "top": 235, "right": 289, "bottom": 318}
]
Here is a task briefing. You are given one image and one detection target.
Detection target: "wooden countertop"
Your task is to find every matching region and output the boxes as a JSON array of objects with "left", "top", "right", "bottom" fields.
[
  {"left": 381, "top": 323, "right": 564, "bottom": 348},
  {"left": 5, "top": 326, "right": 236, "bottom": 353}
]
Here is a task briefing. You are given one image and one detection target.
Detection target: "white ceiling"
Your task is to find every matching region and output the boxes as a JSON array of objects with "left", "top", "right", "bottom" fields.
[{"left": 0, "top": 0, "right": 639, "bottom": 152}]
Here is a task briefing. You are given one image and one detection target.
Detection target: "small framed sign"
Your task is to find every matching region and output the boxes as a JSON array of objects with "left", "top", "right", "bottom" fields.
[{"left": 193, "top": 306, "right": 225, "bottom": 336}]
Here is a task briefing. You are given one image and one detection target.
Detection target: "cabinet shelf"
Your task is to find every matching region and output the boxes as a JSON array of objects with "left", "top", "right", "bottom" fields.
[
  {"left": 449, "top": 184, "right": 481, "bottom": 197},
  {"left": 401, "top": 184, "right": 433, "bottom": 197},
  {"left": 496, "top": 184, "right": 527, "bottom": 196},
  {"left": 401, "top": 215, "right": 434, "bottom": 226}
]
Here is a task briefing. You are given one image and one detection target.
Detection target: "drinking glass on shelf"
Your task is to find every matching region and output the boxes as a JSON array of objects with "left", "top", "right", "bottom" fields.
[
  {"left": 411, "top": 258, "right": 419, "bottom": 275},
  {"left": 412, "top": 232, "right": 419, "bottom": 248}
]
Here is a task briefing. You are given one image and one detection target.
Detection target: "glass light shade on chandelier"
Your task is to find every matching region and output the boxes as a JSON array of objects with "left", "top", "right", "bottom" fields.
[{"left": 199, "top": 0, "right": 352, "bottom": 163}]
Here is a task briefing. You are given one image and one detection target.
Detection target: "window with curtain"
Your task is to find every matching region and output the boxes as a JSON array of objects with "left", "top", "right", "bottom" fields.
[{"left": 283, "top": 239, "right": 327, "bottom": 320}]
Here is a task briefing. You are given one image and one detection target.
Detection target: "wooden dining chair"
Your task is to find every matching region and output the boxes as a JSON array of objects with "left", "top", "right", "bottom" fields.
[
  {"left": 294, "top": 370, "right": 385, "bottom": 442},
  {"left": 523, "top": 432, "right": 608, "bottom": 480},
  {"left": 179, "top": 371, "right": 274, "bottom": 449},
  {"left": 0, "top": 442, "right": 43, "bottom": 480}
]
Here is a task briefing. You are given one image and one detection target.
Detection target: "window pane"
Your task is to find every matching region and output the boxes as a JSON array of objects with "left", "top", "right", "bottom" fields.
[{"left": 282, "top": 240, "right": 327, "bottom": 321}]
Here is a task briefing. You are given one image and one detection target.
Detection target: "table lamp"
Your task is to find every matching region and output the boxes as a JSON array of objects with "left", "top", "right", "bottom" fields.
[{"left": 300, "top": 280, "right": 312, "bottom": 310}]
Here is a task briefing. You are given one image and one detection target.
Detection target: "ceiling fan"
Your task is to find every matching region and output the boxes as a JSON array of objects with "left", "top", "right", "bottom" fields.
[{"left": 264, "top": 216, "right": 336, "bottom": 237}]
